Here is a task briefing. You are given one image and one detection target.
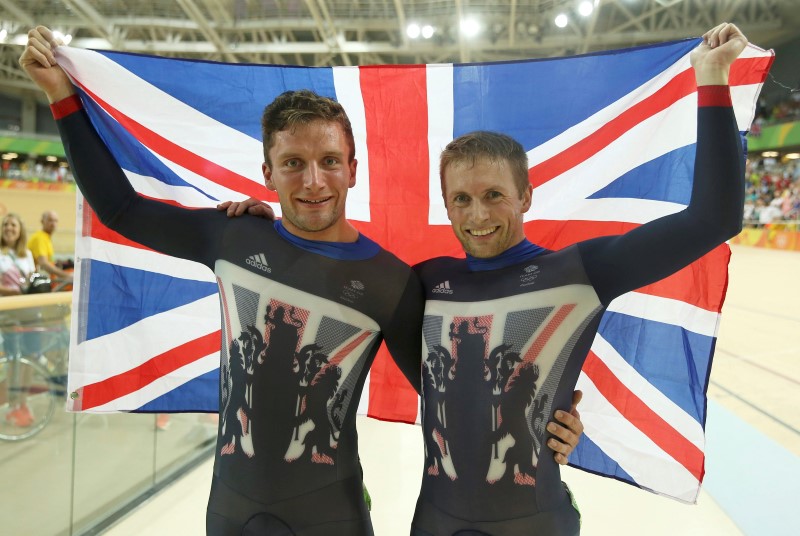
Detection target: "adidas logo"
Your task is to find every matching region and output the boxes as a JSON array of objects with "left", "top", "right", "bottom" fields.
[
  {"left": 432, "top": 281, "right": 453, "bottom": 294},
  {"left": 246, "top": 253, "right": 272, "bottom": 273},
  {"left": 524, "top": 265, "right": 538, "bottom": 273}
]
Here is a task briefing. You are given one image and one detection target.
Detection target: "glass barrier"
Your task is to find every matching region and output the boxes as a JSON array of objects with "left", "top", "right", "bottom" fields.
[{"left": 0, "top": 292, "right": 213, "bottom": 535}]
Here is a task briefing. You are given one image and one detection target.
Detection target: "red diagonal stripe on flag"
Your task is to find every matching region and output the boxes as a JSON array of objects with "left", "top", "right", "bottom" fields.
[
  {"left": 72, "top": 79, "right": 276, "bottom": 202},
  {"left": 582, "top": 350, "right": 705, "bottom": 481},
  {"left": 76, "top": 331, "right": 221, "bottom": 410},
  {"left": 529, "top": 56, "right": 770, "bottom": 190},
  {"left": 529, "top": 69, "right": 696, "bottom": 188}
]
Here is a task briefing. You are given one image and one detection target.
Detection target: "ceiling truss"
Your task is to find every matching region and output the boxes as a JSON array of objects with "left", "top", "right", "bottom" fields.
[{"left": 0, "top": 0, "right": 797, "bottom": 98}]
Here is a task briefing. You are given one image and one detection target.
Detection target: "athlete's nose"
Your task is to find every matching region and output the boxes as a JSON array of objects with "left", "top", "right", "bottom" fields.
[
  {"left": 303, "top": 161, "right": 324, "bottom": 191},
  {"left": 469, "top": 199, "right": 490, "bottom": 223}
]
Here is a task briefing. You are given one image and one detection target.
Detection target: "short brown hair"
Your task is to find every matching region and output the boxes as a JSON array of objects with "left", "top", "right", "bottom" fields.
[
  {"left": 1, "top": 213, "right": 28, "bottom": 257},
  {"left": 439, "top": 131, "right": 529, "bottom": 197},
  {"left": 261, "top": 90, "right": 355, "bottom": 168}
]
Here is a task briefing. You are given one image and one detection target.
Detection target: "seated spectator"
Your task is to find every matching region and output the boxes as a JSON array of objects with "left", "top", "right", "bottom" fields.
[
  {"left": 1, "top": 213, "right": 35, "bottom": 296},
  {"left": 0, "top": 213, "right": 37, "bottom": 427},
  {"left": 759, "top": 198, "right": 782, "bottom": 227},
  {"left": 27, "top": 210, "right": 72, "bottom": 283}
]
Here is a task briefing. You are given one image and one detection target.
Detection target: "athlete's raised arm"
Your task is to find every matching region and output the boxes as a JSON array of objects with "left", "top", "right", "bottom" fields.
[
  {"left": 577, "top": 23, "right": 748, "bottom": 305},
  {"left": 20, "top": 26, "right": 224, "bottom": 266}
]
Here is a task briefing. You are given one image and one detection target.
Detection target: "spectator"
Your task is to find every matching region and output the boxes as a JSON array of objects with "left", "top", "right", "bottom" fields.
[
  {"left": 1, "top": 213, "right": 35, "bottom": 296},
  {"left": 27, "top": 210, "right": 72, "bottom": 283},
  {"left": 0, "top": 213, "right": 37, "bottom": 427},
  {"left": 758, "top": 198, "right": 782, "bottom": 226}
]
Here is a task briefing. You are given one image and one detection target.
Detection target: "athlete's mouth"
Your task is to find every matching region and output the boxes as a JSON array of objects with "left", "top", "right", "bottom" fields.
[
  {"left": 298, "top": 196, "right": 332, "bottom": 205},
  {"left": 468, "top": 226, "right": 498, "bottom": 237}
]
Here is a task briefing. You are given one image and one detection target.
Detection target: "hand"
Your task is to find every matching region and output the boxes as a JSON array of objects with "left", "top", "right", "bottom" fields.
[
  {"left": 18, "top": 26, "right": 75, "bottom": 103},
  {"left": 216, "top": 197, "right": 275, "bottom": 220},
  {"left": 547, "top": 390, "right": 584, "bottom": 465},
  {"left": 690, "top": 23, "right": 748, "bottom": 86}
]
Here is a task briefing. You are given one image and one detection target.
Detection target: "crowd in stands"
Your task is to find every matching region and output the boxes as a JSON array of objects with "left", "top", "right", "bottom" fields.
[
  {"left": 1, "top": 158, "right": 72, "bottom": 183},
  {"left": 752, "top": 91, "right": 800, "bottom": 134},
  {"left": 744, "top": 156, "right": 800, "bottom": 227}
]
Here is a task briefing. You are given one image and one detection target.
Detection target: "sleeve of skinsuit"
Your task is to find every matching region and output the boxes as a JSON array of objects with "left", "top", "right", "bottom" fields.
[
  {"left": 54, "top": 97, "right": 224, "bottom": 269},
  {"left": 577, "top": 85, "right": 744, "bottom": 307},
  {"left": 381, "top": 271, "right": 425, "bottom": 395}
]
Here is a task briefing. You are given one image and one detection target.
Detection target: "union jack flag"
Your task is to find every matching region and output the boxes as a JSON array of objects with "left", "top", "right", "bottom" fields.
[{"left": 57, "top": 39, "right": 772, "bottom": 502}]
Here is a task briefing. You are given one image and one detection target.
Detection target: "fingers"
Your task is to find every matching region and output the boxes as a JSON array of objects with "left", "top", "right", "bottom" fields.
[
  {"left": 215, "top": 201, "right": 246, "bottom": 217},
  {"left": 570, "top": 389, "right": 583, "bottom": 410},
  {"left": 234, "top": 202, "right": 250, "bottom": 216},
  {"left": 216, "top": 200, "right": 274, "bottom": 218},
  {"left": 547, "top": 421, "right": 576, "bottom": 465},
  {"left": 247, "top": 205, "right": 275, "bottom": 220},
  {"left": 718, "top": 23, "right": 745, "bottom": 46},
  {"left": 549, "top": 410, "right": 582, "bottom": 444},
  {"left": 21, "top": 27, "right": 58, "bottom": 68},
  {"left": 702, "top": 22, "right": 745, "bottom": 48}
]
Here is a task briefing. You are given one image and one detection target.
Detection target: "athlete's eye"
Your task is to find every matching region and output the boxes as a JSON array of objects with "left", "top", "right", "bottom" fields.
[
  {"left": 486, "top": 190, "right": 503, "bottom": 200},
  {"left": 453, "top": 194, "right": 469, "bottom": 205},
  {"left": 285, "top": 159, "right": 301, "bottom": 168},
  {"left": 324, "top": 157, "right": 339, "bottom": 166}
]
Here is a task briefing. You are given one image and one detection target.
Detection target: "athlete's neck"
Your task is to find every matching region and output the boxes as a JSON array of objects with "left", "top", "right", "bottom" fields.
[
  {"left": 273, "top": 220, "right": 379, "bottom": 261},
  {"left": 466, "top": 239, "right": 547, "bottom": 272}
]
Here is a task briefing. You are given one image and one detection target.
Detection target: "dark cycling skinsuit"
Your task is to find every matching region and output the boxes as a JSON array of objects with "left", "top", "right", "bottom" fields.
[
  {"left": 55, "top": 99, "right": 424, "bottom": 536},
  {"left": 411, "top": 86, "right": 744, "bottom": 536}
]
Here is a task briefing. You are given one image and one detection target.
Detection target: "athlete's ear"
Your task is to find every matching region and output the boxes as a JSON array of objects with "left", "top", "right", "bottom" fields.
[
  {"left": 263, "top": 162, "right": 276, "bottom": 191},
  {"left": 348, "top": 158, "right": 358, "bottom": 188},
  {"left": 521, "top": 183, "right": 533, "bottom": 214}
]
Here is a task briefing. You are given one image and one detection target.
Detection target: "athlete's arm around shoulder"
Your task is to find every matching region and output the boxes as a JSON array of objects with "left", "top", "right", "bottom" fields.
[
  {"left": 381, "top": 264, "right": 425, "bottom": 395},
  {"left": 19, "top": 26, "right": 224, "bottom": 266},
  {"left": 577, "top": 23, "right": 748, "bottom": 306}
]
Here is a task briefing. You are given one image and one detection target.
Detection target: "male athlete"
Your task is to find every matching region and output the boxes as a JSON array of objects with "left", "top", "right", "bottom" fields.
[
  {"left": 20, "top": 26, "right": 582, "bottom": 535},
  {"left": 410, "top": 22, "right": 748, "bottom": 536},
  {"left": 21, "top": 30, "right": 425, "bottom": 535}
]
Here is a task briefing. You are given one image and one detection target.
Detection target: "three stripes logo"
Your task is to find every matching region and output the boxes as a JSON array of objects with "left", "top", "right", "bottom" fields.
[
  {"left": 246, "top": 253, "right": 272, "bottom": 273},
  {"left": 432, "top": 281, "right": 453, "bottom": 295}
]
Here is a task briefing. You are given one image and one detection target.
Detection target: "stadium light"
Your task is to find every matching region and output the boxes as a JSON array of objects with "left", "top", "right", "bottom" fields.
[
  {"left": 421, "top": 25, "right": 435, "bottom": 39},
  {"left": 786, "top": 153, "right": 800, "bottom": 160},
  {"left": 0, "top": 29, "right": 7, "bottom": 42},
  {"left": 406, "top": 23, "right": 421, "bottom": 39},
  {"left": 461, "top": 18, "right": 481, "bottom": 38},
  {"left": 578, "top": 1, "right": 594, "bottom": 16},
  {"left": 555, "top": 13, "right": 569, "bottom": 28}
]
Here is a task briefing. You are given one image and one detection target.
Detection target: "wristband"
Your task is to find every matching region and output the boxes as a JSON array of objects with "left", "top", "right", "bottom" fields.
[
  {"left": 50, "top": 94, "right": 83, "bottom": 119},
  {"left": 697, "top": 85, "right": 732, "bottom": 107}
]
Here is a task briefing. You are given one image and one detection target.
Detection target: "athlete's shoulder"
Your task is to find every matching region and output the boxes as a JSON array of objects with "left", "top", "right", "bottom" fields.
[
  {"left": 413, "top": 256, "right": 466, "bottom": 278},
  {"left": 358, "top": 233, "right": 414, "bottom": 273}
]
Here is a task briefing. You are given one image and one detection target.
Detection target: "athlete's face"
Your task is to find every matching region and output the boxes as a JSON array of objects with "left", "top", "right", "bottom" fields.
[
  {"left": 263, "top": 120, "right": 357, "bottom": 242},
  {"left": 443, "top": 157, "right": 532, "bottom": 259}
]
